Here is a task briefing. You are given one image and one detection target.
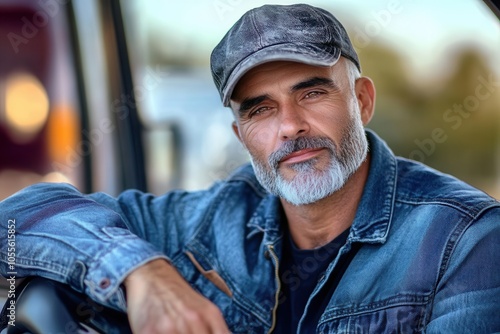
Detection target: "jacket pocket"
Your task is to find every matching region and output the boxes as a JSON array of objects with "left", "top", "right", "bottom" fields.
[
  {"left": 317, "top": 294, "right": 430, "bottom": 333},
  {"left": 185, "top": 250, "right": 233, "bottom": 298}
]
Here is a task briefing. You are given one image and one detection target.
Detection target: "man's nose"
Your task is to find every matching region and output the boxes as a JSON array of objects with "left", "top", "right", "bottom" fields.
[{"left": 278, "top": 103, "right": 310, "bottom": 141}]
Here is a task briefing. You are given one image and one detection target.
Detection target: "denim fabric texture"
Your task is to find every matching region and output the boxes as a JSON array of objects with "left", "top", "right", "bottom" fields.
[{"left": 1, "top": 130, "right": 499, "bottom": 333}]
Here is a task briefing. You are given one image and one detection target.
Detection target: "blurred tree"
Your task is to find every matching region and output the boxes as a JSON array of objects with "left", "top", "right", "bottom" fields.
[
  {"left": 362, "top": 44, "right": 499, "bottom": 197},
  {"left": 425, "top": 49, "right": 499, "bottom": 191},
  {"left": 357, "top": 43, "right": 428, "bottom": 155}
]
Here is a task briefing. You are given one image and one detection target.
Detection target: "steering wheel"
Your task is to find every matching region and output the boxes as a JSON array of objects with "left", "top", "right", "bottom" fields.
[{"left": 0, "top": 277, "right": 131, "bottom": 334}]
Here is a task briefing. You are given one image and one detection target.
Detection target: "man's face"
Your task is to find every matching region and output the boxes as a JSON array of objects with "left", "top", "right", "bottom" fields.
[{"left": 229, "top": 60, "right": 372, "bottom": 205}]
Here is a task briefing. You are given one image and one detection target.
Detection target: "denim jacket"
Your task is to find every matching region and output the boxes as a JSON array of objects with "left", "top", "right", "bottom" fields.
[{"left": 1, "top": 130, "right": 499, "bottom": 333}]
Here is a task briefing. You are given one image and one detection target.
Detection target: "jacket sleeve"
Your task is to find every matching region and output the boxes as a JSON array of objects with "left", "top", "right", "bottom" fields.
[
  {"left": 426, "top": 206, "right": 500, "bottom": 333},
  {"left": 0, "top": 182, "right": 199, "bottom": 312}
]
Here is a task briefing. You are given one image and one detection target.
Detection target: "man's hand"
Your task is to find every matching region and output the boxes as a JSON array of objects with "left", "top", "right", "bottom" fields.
[{"left": 124, "top": 259, "right": 230, "bottom": 334}]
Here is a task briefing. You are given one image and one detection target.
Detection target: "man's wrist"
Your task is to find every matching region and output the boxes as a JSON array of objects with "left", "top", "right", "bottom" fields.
[{"left": 124, "top": 258, "right": 177, "bottom": 288}]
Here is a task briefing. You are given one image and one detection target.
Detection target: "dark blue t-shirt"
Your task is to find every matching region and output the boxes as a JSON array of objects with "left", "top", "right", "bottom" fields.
[{"left": 274, "top": 228, "right": 351, "bottom": 334}]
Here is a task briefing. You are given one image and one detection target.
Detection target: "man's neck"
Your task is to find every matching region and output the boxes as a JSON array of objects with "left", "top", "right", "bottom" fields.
[{"left": 281, "top": 155, "right": 371, "bottom": 250}]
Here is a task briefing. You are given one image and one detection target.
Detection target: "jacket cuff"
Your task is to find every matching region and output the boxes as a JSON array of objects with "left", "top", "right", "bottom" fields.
[{"left": 82, "top": 227, "right": 170, "bottom": 312}]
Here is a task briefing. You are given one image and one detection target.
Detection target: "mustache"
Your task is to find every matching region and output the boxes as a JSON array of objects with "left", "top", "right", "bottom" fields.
[{"left": 268, "top": 136, "right": 336, "bottom": 169}]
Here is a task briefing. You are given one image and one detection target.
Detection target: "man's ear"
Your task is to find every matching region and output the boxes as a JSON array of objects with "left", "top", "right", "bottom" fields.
[
  {"left": 355, "top": 77, "right": 376, "bottom": 125},
  {"left": 232, "top": 121, "right": 242, "bottom": 143}
]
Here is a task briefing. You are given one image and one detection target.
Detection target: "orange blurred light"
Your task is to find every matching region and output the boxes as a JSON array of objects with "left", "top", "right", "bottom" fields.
[{"left": 46, "top": 104, "right": 80, "bottom": 163}]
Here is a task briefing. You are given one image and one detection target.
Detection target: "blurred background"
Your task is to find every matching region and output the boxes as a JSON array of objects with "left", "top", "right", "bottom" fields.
[{"left": 0, "top": 0, "right": 499, "bottom": 200}]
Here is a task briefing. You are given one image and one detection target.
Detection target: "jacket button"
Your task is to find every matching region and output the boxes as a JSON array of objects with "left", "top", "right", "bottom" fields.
[{"left": 99, "top": 278, "right": 111, "bottom": 289}]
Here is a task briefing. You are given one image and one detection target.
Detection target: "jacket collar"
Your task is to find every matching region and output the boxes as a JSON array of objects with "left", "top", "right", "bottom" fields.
[{"left": 349, "top": 129, "right": 397, "bottom": 244}]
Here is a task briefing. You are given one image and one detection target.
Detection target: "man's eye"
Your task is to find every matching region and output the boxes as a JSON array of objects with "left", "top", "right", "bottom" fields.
[
  {"left": 249, "top": 106, "right": 270, "bottom": 117},
  {"left": 304, "top": 91, "right": 323, "bottom": 99}
]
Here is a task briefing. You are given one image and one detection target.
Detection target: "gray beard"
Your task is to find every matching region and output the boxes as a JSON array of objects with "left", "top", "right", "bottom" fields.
[{"left": 250, "top": 115, "right": 368, "bottom": 206}]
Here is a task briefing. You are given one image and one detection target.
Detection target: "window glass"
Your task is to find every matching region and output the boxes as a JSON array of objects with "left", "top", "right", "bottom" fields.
[
  {"left": 0, "top": 1, "right": 83, "bottom": 200},
  {"left": 121, "top": 0, "right": 500, "bottom": 198}
]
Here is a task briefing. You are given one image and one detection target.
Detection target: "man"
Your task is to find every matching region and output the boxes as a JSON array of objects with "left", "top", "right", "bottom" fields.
[{"left": 1, "top": 4, "right": 499, "bottom": 334}]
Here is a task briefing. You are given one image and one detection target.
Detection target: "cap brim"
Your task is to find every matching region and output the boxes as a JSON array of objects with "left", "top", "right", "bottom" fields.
[{"left": 222, "top": 43, "right": 341, "bottom": 107}]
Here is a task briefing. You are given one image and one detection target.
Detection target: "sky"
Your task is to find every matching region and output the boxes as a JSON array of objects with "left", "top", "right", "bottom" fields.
[{"left": 133, "top": 0, "right": 500, "bottom": 77}]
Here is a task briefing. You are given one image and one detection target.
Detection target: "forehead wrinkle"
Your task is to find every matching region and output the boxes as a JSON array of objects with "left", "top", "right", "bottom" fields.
[{"left": 290, "top": 76, "right": 338, "bottom": 93}]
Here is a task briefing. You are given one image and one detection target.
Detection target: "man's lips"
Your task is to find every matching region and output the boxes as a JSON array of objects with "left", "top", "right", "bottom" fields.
[{"left": 279, "top": 148, "right": 325, "bottom": 164}]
